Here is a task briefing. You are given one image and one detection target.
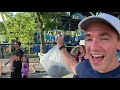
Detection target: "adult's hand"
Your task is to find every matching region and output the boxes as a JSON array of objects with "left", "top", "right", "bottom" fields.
[
  {"left": 56, "top": 33, "right": 65, "bottom": 47},
  {"left": 56, "top": 33, "right": 77, "bottom": 75}
]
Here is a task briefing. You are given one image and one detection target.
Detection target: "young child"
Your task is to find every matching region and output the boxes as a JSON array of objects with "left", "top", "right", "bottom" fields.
[
  {"left": 21, "top": 55, "right": 29, "bottom": 78},
  {"left": 11, "top": 52, "right": 22, "bottom": 78}
]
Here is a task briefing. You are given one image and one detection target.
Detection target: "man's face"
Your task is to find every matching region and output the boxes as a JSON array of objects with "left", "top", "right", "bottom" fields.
[
  {"left": 85, "top": 22, "right": 120, "bottom": 73},
  {"left": 14, "top": 43, "right": 19, "bottom": 49}
]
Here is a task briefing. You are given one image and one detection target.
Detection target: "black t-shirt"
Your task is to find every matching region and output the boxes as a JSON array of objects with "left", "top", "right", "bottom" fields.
[
  {"left": 11, "top": 60, "right": 22, "bottom": 78},
  {"left": 75, "top": 60, "right": 120, "bottom": 78},
  {"left": 15, "top": 49, "right": 24, "bottom": 58}
]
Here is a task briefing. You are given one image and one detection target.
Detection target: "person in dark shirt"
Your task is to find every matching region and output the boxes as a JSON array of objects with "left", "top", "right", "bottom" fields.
[
  {"left": 11, "top": 52, "right": 22, "bottom": 78},
  {"left": 56, "top": 13, "right": 120, "bottom": 78},
  {"left": 14, "top": 41, "right": 24, "bottom": 60},
  {"left": 5, "top": 42, "right": 24, "bottom": 68}
]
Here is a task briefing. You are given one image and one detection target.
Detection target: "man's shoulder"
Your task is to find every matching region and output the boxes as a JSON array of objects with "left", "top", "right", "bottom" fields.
[
  {"left": 75, "top": 59, "right": 90, "bottom": 70},
  {"left": 77, "top": 59, "right": 89, "bottom": 66},
  {"left": 16, "top": 60, "right": 22, "bottom": 64},
  {"left": 15, "top": 48, "right": 24, "bottom": 53},
  {"left": 19, "top": 48, "right": 23, "bottom": 51},
  {"left": 16, "top": 48, "right": 22, "bottom": 51},
  {"left": 76, "top": 60, "right": 120, "bottom": 78},
  {"left": 75, "top": 59, "right": 92, "bottom": 78}
]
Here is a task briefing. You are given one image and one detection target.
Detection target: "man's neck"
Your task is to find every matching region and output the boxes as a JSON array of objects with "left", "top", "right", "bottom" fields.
[
  {"left": 97, "top": 58, "right": 120, "bottom": 73},
  {"left": 16, "top": 47, "right": 20, "bottom": 50},
  {"left": 15, "top": 59, "right": 21, "bottom": 61}
]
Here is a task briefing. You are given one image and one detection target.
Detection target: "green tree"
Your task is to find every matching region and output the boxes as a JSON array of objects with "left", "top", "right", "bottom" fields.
[
  {"left": 0, "top": 12, "right": 37, "bottom": 53},
  {"left": 35, "top": 12, "right": 67, "bottom": 53},
  {"left": 3, "top": 12, "right": 37, "bottom": 44},
  {"left": 0, "top": 12, "right": 67, "bottom": 53}
]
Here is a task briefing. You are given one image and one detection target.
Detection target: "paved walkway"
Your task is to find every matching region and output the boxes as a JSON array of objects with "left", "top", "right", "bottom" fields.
[{"left": 0, "top": 58, "right": 73, "bottom": 78}]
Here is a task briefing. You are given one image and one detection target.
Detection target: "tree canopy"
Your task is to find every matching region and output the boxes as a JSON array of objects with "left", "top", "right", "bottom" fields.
[
  {"left": 0, "top": 12, "right": 67, "bottom": 53},
  {"left": 0, "top": 12, "right": 67, "bottom": 44},
  {"left": 1, "top": 12, "right": 37, "bottom": 44}
]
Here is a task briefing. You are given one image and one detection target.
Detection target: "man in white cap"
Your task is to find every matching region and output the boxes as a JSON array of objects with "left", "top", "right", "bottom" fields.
[{"left": 56, "top": 13, "right": 120, "bottom": 78}]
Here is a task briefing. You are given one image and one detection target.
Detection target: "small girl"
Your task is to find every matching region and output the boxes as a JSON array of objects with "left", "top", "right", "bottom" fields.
[{"left": 21, "top": 55, "right": 29, "bottom": 78}]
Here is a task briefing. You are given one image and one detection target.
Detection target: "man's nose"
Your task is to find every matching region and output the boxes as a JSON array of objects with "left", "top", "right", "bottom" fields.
[{"left": 90, "top": 39, "right": 100, "bottom": 52}]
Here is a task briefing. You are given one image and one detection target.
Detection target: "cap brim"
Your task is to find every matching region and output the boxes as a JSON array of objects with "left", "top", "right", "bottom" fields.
[{"left": 78, "top": 16, "right": 113, "bottom": 31}]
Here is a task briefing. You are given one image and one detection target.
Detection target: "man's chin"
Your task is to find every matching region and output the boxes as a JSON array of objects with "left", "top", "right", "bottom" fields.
[{"left": 91, "top": 64, "right": 105, "bottom": 73}]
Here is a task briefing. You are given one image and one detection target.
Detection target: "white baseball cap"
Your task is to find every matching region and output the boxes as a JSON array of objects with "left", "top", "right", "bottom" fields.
[{"left": 78, "top": 13, "right": 120, "bottom": 35}]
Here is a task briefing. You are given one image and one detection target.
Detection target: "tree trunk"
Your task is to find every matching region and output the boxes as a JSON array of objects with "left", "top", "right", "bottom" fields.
[
  {"left": 40, "top": 30, "right": 45, "bottom": 53},
  {"left": 36, "top": 12, "right": 45, "bottom": 53}
]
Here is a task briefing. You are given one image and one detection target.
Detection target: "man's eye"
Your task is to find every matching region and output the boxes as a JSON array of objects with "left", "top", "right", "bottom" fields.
[
  {"left": 86, "top": 39, "right": 92, "bottom": 41},
  {"left": 101, "top": 38, "right": 109, "bottom": 40}
]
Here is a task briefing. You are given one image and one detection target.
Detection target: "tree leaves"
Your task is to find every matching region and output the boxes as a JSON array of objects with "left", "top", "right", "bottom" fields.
[
  {"left": 1, "top": 12, "right": 37, "bottom": 44},
  {"left": 0, "top": 12, "right": 67, "bottom": 52}
]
